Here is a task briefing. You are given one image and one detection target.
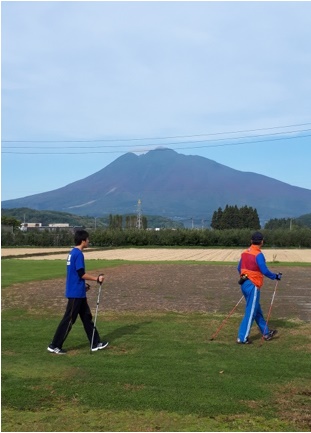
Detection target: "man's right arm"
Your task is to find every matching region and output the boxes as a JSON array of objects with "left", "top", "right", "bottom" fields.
[{"left": 256, "top": 253, "right": 277, "bottom": 280}]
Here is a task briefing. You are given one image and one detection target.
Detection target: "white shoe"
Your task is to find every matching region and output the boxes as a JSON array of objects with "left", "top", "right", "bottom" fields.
[
  {"left": 47, "top": 345, "right": 67, "bottom": 354},
  {"left": 91, "top": 341, "right": 109, "bottom": 352}
]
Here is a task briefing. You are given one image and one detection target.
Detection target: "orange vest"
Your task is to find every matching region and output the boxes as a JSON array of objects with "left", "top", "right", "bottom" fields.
[{"left": 240, "top": 245, "right": 264, "bottom": 288}]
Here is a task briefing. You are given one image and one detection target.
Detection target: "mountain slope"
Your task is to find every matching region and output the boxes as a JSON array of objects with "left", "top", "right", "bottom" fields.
[{"left": 2, "top": 148, "right": 311, "bottom": 221}]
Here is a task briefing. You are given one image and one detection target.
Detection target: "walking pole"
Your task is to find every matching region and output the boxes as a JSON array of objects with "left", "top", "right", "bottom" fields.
[
  {"left": 210, "top": 295, "right": 244, "bottom": 341},
  {"left": 90, "top": 281, "right": 103, "bottom": 353},
  {"left": 260, "top": 279, "right": 280, "bottom": 346}
]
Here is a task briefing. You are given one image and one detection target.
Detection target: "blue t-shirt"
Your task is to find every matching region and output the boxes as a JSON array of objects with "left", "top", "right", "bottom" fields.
[{"left": 66, "top": 247, "right": 86, "bottom": 298}]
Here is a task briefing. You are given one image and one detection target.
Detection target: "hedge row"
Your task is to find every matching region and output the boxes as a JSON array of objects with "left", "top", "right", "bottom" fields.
[{"left": 2, "top": 227, "right": 311, "bottom": 248}]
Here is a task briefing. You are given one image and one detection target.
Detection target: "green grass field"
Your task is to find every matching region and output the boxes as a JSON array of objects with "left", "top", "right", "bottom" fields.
[{"left": 2, "top": 260, "right": 311, "bottom": 432}]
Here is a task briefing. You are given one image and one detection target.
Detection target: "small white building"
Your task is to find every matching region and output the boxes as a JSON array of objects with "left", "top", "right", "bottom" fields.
[
  {"left": 20, "top": 222, "right": 72, "bottom": 232},
  {"left": 20, "top": 223, "right": 42, "bottom": 231}
]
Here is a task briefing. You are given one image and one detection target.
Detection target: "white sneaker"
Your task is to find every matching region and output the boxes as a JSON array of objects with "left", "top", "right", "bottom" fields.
[
  {"left": 47, "top": 344, "right": 67, "bottom": 354},
  {"left": 91, "top": 341, "right": 109, "bottom": 352}
]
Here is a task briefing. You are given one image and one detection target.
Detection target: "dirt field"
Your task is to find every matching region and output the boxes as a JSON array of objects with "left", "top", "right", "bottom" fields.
[
  {"left": 2, "top": 247, "right": 311, "bottom": 262},
  {"left": 2, "top": 260, "right": 310, "bottom": 322}
]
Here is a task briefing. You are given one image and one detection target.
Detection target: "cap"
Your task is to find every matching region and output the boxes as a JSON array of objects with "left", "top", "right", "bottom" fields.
[{"left": 251, "top": 231, "right": 264, "bottom": 243}]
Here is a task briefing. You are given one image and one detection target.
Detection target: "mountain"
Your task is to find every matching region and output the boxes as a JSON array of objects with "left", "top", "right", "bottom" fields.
[{"left": 2, "top": 148, "right": 311, "bottom": 223}]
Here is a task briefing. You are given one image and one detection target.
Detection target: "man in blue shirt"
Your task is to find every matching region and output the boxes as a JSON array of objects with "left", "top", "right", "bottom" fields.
[{"left": 47, "top": 230, "right": 108, "bottom": 354}]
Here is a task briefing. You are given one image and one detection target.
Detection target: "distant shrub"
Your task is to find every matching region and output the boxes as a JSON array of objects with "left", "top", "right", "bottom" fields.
[{"left": 3, "top": 227, "right": 310, "bottom": 248}]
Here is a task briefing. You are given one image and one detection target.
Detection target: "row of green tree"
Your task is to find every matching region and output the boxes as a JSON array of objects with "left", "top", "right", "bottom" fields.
[
  {"left": 264, "top": 218, "right": 305, "bottom": 230},
  {"left": 2, "top": 207, "right": 311, "bottom": 230},
  {"left": 1, "top": 208, "right": 184, "bottom": 230},
  {"left": 2, "top": 227, "right": 311, "bottom": 248},
  {"left": 109, "top": 214, "right": 148, "bottom": 230},
  {"left": 211, "top": 205, "right": 260, "bottom": 229}
]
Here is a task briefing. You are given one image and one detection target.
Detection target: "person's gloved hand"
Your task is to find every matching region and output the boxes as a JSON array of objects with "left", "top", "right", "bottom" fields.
[{"left": 275, "top": 273, "right": 282, "bottom": 280}]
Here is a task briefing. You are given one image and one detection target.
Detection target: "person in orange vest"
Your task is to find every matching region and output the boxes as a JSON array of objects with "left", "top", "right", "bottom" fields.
[{"left": 237, "top": 231, "right": 282, "bottom": 344}]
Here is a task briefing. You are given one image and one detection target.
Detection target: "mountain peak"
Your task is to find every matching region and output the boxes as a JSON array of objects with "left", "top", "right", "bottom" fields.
[{"left": 2, "top": 150, "right": 311, "bottom": 221}]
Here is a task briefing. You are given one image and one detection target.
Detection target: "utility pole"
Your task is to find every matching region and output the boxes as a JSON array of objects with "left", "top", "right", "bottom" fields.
[{"left": 136, "top": 199, "right": 142, "bottom": 230}]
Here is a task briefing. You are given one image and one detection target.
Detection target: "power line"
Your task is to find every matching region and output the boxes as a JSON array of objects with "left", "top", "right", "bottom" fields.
[
  {"left": 2, "top": 132, "right": 311, "bottom": 155},
  {"left": 3, "top": 127, "right": 311, "bottom": 150},
  {"left": 2, "top": 122, "right": 311, "bottom": 144}
]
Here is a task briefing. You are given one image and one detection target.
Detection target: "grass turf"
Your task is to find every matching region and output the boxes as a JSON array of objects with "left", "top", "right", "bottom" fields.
[
  {"left": 1, "top": 258, "right": 311, "bottom": 431},
  {"left": 2, "top": 309, "right": 311, "bottom": 432}
]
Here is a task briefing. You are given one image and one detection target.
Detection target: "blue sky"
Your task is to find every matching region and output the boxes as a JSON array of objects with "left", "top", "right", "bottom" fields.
[{"left": 2, "top": 1, "right": 311, "bottom": 202}]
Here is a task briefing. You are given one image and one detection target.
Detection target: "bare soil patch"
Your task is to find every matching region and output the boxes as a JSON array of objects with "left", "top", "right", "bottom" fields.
[
  {"left": 2, "top": 247, "right": 311, "bottom": 262},
  {"left": 2, "top": 264, "right": 310, "bottom": 321}
]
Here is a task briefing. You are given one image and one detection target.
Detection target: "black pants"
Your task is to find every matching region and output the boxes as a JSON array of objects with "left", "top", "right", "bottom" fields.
[{"left": 51, "top": 298, "right": 100, "bottom": 349}]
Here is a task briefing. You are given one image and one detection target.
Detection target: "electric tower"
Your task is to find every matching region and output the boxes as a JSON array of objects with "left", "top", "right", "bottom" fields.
[{"left": 136, "top": 199, "right": 142, "bottom": 229}]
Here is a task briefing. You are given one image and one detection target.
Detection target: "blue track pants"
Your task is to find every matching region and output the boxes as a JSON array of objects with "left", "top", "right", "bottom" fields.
[{"left": 237, "top": 280, "right": 270, "bottom": 342}]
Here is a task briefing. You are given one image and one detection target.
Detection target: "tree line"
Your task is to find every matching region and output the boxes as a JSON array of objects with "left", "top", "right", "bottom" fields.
[
  {"left": 109, "top": 214, "right": 148, "bottom": 230},
  {"left": 2, "top": 206, "right": 311, "bottom": 248},
  {"left": 1, "top": 208, "right": 183, "bottom": 230},
  {"left": 211, "top": 205, "right": 260, "bottom": 230},
  {"left": 3, "top": 206, "right": 311, "bottom": 231},
  {"left": 2, "top": 227, "right": 311, "bottom": 248}
]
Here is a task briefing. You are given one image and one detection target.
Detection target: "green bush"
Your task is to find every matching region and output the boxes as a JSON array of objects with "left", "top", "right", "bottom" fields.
[{"left": 2, "top": 227, "right": 311, "bottom": 248}]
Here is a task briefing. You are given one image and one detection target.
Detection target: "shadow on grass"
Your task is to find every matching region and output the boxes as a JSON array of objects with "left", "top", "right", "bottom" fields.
[
  {"left": 247, "top": 318, "right": 302, "bottom": 343},
  {"left": 69, "top": 321, "right": 152, "bottom": 350},
  {"left": 104, "top": 321, "right": 152, "bottom": 343}
]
